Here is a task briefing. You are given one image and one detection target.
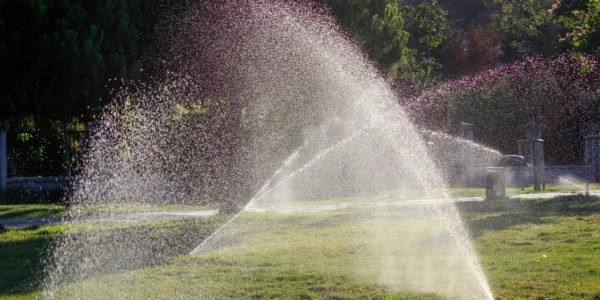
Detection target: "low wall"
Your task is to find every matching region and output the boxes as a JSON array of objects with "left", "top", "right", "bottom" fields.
[
  {"left": 3, "top": 166, "right": 591, "bottom": 192},
  {"left": 6, "top": 177, "right": 70, "bottom": 191},
  {"left": 544, "top": 165, "right": 587, "bottom": 184},
  {"left": 463, "top": 165, "right": 587, "bottom": 188}
]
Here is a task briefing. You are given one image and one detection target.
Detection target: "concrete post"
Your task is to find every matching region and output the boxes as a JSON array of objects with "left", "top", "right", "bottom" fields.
[
  {"left": 64, "top": 126, "right": 71, "bottom": 177},
  {"left": 518, "top": 122, "right": 545, "bottom": 191},
  {"left": 1, "top": 123, "right": 9, "bottom": 191},
  {"left": 455, "top": 122, "right": 475, "bottom": 186},
  {"left": 531, "top": 139, "right": 545, "bottom": 191},
  {"left": 584, "top": 125, "right": 600, "bottom": 183}
]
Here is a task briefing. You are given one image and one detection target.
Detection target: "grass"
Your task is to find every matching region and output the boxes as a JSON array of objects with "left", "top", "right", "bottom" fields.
[
  {"left": 458, "top": 194, "right": 600, "bottom": 215},
  {"left": 0, "top": 209, "right": 446, "bottom": 299},
  {"left": 0, "top": 225, "right": 62, "bottom": 296},
  {"left": 507, "top": 182, "right": 600, "bottom": 195},
  {"left": 38, "top": 206, "right": 460, "bottom": 299},
  {"left": 48, "top": 260, "right": 441, "bottom": 299},
  {"left": 1, "top": 189, "right": 599, "bottom": 299},
  {"left": 0, "top": 216, "right": 230, "bottom": 297},
  {"left": 463, "top": 209, "right": 600, "bottom": 299}
]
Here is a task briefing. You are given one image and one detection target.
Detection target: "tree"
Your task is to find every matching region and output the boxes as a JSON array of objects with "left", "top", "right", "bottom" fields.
[
  {"left": 484, "top": 0, "right": 564, "bottom": 59},
  {"left": 435, "top": 0, "right": 489, "bottom": 27},
  {"left": 0, "top": 0, "right": 170, "bottom": 126},
  {"left": 0, "top": 0, "right": 175, "bottom": 177},
  {"left": 319, "top": 0, "right": 411, "bottom": 76},
  {"left": 396, "top": 54, "right": 600, "bottom": 164},
  {"left": 440, "top": 21, "right": 503, "bottom": 76},
  {"left": 554, "top": 0, "right": 600, "bottom": 57},
  {"left": 401, "top": 0, "right": 450, "bottom": 89}
]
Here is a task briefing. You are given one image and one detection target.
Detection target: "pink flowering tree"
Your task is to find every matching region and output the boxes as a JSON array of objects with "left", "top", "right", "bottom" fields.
[{"left": 396, "top": 53, "right": 600, "bottom": 164}]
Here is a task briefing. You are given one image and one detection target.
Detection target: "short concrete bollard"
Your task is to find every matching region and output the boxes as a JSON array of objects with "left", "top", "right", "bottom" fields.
[{"left": 485, "top": 167, "right": 505, "bottom": 200}]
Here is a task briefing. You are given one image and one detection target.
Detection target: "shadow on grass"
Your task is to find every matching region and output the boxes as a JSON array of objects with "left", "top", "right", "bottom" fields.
[
  {"left": 458, "top": 194, "right": 600, "bottom": 238},
  {"left": 465, "top": 213, "right": 545, "bottom": 239},
  {"left": 0, "top": 215, "right": 229, "bottom": 296},
  {"left": 0, "top": 230, "right": 53, "bottom": 295}
]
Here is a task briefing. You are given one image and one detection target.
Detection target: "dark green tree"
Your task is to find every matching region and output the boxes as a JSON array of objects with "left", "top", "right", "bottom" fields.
[
  {"left": 402, "top": 0, "right": 450, "bottom": 89},
  {"left": 484, "top": 0, "right": 564, "bottom": 59},
  {"left": 435, "top": 0, "right": 489, "bottom": 27},
  {"left": 0, "top": 0, "right": 173, "bottom": 176},
  {"left": 0, "top": 0, "right": 171, "bottom": 126},
  {"left": 319, "top": 0, "right": 411, "bottom": 76}
]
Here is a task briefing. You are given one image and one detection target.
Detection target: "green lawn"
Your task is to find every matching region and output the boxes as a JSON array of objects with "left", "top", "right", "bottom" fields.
[
  {"left": 0, "top": 216, "right": 230, "bottom": 298},
  {"left": 34, "top": 205, "right": 475, "bottom": 299},
  {"left": 467, "top": 213, "right": 600, "bottom": 299},
  {"left": 459, "top": 195, "right": 600, "bottom": 298},
  {"left": 0, "top": 204, "right": 218, "bottom": 222},
  {"left": 1, "top": 191, "right": 599, "bottom": 299},
  {"left": 45, "top": 260, "right": 441, "bottom": 299},
  {"left": 0, "top": 225, "right": 61, "bottom": 297}
]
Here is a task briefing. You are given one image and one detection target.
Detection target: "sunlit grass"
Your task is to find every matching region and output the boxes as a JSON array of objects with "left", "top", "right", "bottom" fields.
[
  {"left": 48, "top": 260, "right": 441, "bottom": 300},
  {"left": 0, "top": 204, "right": 66, "bottom": 220},
  {"left": 467, "top": 213, "right": 600, "bottom": 299},
  {"left": 38, "top": 205, "right": 489, "bottom": 299},
  {"left": 3, "top": 207, "right": 450, "bottom": 299},
  {"left": 450, "top": 183, "right": 600, "bottom": 198},
  {"left": 2, "top": 193, "right": 600, "bottom": 299},
  {"left": 458, "top": 194, "right": 600, "bottom": 215},
  {"left": 0, "top": 204, "right": 218, "bottom": 222}
]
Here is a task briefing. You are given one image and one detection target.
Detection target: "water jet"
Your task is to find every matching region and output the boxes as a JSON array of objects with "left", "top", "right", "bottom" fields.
[{"left": 43, "top": 1, "right": 494, "bottom": 299}]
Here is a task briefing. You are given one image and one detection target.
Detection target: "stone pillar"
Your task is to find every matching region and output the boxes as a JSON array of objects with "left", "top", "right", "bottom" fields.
[
  {"left": 455, "top": 122, "right": 475, "bottom": 186},
  {"left": 517, "top": 122, "right": 545, "bottom": 191},
  {"left": 585, "top": 125, "right": 600, "bottom": 183},
  {"left": 456, "top": 122, "right": 475, "bottom": 141},
  {"left": 64, "top": 125, "right": 71, "bottom": 177},
  {"left": 0, "top": 123, "right": 9, "bottom": 191}
]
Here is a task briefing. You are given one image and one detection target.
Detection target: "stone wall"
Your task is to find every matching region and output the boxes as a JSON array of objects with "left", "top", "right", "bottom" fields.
[{"left": 466, "top": 165, "right": 587, "bottom": 188}]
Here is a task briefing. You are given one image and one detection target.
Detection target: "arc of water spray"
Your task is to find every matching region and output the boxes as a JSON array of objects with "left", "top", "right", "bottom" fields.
[
  {"left": 189, "top": 123, "right": 373, "bottom": 255},
  {"left": 249, "top": 124, "right": 375, "bottom": 204},
  {"left": 188, "top": 118, "right": 495, "bottom": 299}
]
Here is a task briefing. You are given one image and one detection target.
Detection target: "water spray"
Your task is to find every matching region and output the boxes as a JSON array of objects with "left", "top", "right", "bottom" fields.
[{"left": 189, "top": 123, "right": 373, "bottom": 255}]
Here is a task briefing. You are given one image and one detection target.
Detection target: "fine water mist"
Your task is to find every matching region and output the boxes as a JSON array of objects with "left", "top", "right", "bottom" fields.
[{"left": 44, "top": 1, "right": 493, "bottom": 298}]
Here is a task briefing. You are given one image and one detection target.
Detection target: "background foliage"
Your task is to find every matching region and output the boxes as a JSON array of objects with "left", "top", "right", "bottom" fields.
[
  {"left": 396, "top": 54, "right": 600, "bottom": 164},
  {"left": 1, "top": 0, "right": 600, "bottom": 177}
]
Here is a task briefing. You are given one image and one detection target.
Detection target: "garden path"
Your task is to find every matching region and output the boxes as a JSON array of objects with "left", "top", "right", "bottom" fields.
[
  {"left": 0, "top": 209, "right": 218, "bottom": 229},
  {"left": 2, "top": 190, "right": 599, "bottom": 228}
]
